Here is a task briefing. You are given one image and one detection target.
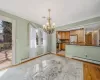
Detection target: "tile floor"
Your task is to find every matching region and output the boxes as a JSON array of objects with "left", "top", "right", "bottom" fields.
[{"left": 0, "top": 54, "right": 83, "bottom": 80}]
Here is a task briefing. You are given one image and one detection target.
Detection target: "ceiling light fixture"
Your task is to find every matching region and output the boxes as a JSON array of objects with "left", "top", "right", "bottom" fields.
[{"left": 43, "top": 9, "right": 55, "bottom": 34}]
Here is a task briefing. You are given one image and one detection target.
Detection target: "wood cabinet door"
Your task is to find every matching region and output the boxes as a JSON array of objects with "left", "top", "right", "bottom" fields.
[
  {"left": 61, "top": 32, "right": 64, "bottom": 39},
  {"left": 62, "top": 43, "right": 65, "bottom": 50},
  {"left": 66, "top": 32, "right": 70, "bottom": 39},
  {"left": 85, "top": 33, "right": 92, "bottom": 45}
]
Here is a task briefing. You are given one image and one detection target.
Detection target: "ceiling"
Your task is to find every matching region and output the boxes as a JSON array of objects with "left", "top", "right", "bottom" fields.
[
  {"left": 85, "top": 22, "right": 100, "bottom": 31},
  {"left": 0, "top": 0, "right": 100, "bottom": 27}
]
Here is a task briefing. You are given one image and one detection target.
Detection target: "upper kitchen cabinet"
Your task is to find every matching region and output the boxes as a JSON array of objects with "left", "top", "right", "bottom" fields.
[{"left": 57, "top": 31, "right": 70, "bottom": 40}]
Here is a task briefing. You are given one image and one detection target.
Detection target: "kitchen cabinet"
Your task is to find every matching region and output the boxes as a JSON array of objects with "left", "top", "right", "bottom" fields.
[{"left": 57, "top": 31, "right": 70, "bottom": 51}]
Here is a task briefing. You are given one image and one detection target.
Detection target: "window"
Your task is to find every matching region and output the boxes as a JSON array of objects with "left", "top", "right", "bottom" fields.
[{"left": 36, "top": 29, "right": 38, "bottom": 45}]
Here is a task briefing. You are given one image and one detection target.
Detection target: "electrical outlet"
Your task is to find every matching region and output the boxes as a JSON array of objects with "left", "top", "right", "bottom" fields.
[{"left": 85, "top": 54, "right": 87, "bottom": 57}]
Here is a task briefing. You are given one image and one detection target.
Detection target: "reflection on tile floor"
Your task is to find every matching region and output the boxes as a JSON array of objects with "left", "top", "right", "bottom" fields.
[
  {"left": 0, "top": 54, "right": 83, "bottom": 80},
  {"left": 57, "top": 51, "right": 65, "bottom": 56}
]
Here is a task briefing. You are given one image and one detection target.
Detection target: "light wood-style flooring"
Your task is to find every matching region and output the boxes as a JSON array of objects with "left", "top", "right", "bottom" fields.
[
  {"left": 57, "top": 51, "right": 65, "bottom": 57},
  {"left": 84, "top": 62, "right": 100, "bottom": 80}
]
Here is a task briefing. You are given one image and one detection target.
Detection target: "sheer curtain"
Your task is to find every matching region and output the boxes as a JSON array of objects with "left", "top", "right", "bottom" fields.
[
  {"left": 29, "top": 24, "right": 37, "bottom": 58},
  {"left": 43, "top": 31, "right": 47, "bottom": 54},
  {"left": 29, "top": 24, "right": 48, "bottom": 58},
  {"left": 37, "top": 29, "right": 47, "bottom": 55}
]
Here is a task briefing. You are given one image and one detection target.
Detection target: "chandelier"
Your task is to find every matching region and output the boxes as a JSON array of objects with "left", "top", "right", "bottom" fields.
[{"left": 43, "top": 9, "right": 55, "bottom": 34}]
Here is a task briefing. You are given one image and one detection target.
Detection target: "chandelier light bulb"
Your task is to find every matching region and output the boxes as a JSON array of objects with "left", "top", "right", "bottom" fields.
[
  {"left": 36, "top": 29, "right": 38, "bottom": 33},
  {"left": 43, "top": 25, "right": 45, "bottom": 28},
  {"left": 52, "top": 23, "right": 55, "bottom": 26},
  {"left": 43, "top": 25, "right": 45, "bottom": 27},
  {"left": 46, "top": 22, "right": 49, "bottom": 25}
]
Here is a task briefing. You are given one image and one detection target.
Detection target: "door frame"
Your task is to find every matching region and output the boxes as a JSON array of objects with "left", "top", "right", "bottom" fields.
[{"left": 0, "top": 15, "right": 16, "bottom": 65}]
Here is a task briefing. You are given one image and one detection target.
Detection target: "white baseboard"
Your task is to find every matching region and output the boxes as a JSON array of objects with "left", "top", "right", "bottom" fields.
[
  {"left": 72, "top": 56, "right": 100, "bottom": 64},
  {"left": 66, "top": 55, "right": 73, "bottom": 58},
  {"left": 51, "top": 52, "right": 56, "bottom": 54},
  {"left": 20, "top": 53, "right": 48, "bottom": 63}
]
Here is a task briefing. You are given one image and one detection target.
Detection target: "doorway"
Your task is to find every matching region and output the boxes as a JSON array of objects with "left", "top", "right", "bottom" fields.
[
  {"left": 0, "top": 20, "right": 12, "bottom": 69},
  {"left": 0, "top": 15, "right": 16, "bottom": 70},
  {"left": 56, "top": 31, "right": 70, "bottom": 56}
]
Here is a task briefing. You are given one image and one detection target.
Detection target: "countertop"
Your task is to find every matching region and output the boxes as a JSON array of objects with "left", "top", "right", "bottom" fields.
[
  {"left": 66, "top": 44, "right": 100, "bottom": 47},
  {"left": 57, "top": 42, "right": 100, "bottom": 47}
]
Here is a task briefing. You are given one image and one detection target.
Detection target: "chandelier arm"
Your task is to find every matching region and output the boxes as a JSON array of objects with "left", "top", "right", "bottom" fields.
[
  {"left": 48, "top": 9, "right": 51, "bottom": 27},
  {"left": 48, "top": 9, "right": 51, "bottom": 18}
]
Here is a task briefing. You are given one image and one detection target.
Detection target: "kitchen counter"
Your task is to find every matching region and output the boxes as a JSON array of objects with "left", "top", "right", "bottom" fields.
[
  {"left": 66, "top": 44, "right": 100, "bottom": 47},
  {"left": 57, "top": 42, "right": 100, "bottom": 47}
]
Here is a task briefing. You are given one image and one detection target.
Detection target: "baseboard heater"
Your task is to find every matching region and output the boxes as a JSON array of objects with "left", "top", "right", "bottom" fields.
[
  {"left": 21, "top": 53, "right": 48, "bottom": 63},
  {"left": 21, "top": 57, "right": 30, "bottom": 63},
  {"left": 73, "top": 56, "right": 100, "bottom": 64}
]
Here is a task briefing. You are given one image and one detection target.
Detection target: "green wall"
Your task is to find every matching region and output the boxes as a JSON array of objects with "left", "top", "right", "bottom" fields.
[
  {"left": 0, "top": 10, "right": 41, "bottom": 64},
  {"left": 65, "top": 45, "right": 100, "bottom": 64},
  {"left": 51, "top": 17, "right": 100, "bottom": 53}
]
